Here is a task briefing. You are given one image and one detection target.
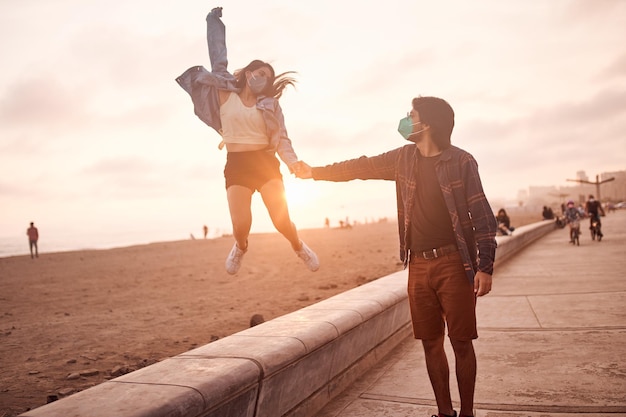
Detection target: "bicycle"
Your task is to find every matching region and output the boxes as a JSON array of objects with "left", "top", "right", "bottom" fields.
[
  {"left": 590, "top": 215, "right": 602, "bottom": 241},
  {"left": 569, "top": 219, "right": 580, "bottom": 246}
]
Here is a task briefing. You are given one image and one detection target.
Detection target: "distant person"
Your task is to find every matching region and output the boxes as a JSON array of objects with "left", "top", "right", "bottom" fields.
[
  {"left": 324, "top": 217, "right": 330, "bottom": 228},
  {"left": 496, "top": 208, "right": 514, "bottom": 236},
  {"left": 176, "top": 7, "right": 318, "bottom": 274},
  {"left": 542, "top": 206, "right": 554, "bottom": 220},
  {"left": 585, "top": 194, "right": 605, "bottom": 239},
  {"left": 564, "top": 200, "right": 582, "bottom": 243},
  {"left": 297, "top": 96, "right": 497, "bottom": 417},
  {"left": 27, "top": 222, "right": 39, "bottom": 259},
  {"left": 203, "top": 225, "right": 209, "bottom": 239}
]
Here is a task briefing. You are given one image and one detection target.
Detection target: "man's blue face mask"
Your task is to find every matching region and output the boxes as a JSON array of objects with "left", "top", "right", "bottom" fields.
[{"left": 397, "top": 115, "right": 425, "bottom": 140}]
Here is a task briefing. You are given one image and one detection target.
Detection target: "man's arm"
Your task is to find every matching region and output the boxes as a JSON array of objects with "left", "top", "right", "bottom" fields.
[
  {"left": 474, "top": 271, "right": 492, "bottom": 296},
  {"left": 306, "top": 148, "right": 402, "bottom": 182},
  {"left": 461, "top": 154, "right": 497, "bottom": 277}
]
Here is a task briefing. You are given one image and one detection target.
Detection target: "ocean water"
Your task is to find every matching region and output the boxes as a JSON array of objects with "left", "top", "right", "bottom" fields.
[{"left": 0, "top": 227, "right": 232, "bottom": 259}]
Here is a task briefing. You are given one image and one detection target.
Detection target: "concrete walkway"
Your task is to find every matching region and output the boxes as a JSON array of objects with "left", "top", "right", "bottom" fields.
[{"left": 315, "top": 210, "right": 626, "bottom": 417}]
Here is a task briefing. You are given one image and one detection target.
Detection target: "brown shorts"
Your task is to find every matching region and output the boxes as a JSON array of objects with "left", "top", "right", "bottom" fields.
[
  {"left": 407, "top": 251, "right": 477, "bottom": 341},
  {"left": 224, "top": 150, "right": 283, "bottom": 192}
]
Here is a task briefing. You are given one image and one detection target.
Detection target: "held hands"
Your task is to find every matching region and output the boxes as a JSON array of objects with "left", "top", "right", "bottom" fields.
[
  {"left": 474, "top": 271, "right": 492, "bottom": 297},
  {"left": 289, "top": 161, "right": 313, "bottom": 179}
]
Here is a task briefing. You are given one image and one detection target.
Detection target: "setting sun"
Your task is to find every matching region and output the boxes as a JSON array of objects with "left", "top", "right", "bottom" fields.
[{"left": 283, "top": 177, "right": 322, "bottom": 207}]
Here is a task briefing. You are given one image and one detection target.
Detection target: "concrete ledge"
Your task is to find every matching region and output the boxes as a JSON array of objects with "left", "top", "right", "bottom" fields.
[
  {"left": 494, "top": 219, "right": 556, "bottom": 267},
  {"left": 22, "top": 221, "right": 556, "bottom": 417}
]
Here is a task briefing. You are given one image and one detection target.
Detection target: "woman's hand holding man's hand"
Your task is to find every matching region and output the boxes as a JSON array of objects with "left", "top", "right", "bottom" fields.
[{"left": 289, "top": 161, "right": 313, "bottom": 179}]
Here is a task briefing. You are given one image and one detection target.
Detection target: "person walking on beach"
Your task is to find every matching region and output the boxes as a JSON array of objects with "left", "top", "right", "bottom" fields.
[
  {"left": 27, "top": 222, "right": 39, "bottom": 259},
  {"left": 176, "top": 7, "right": 318, "bottom": 275},
  {"left": 297, "top": 96, "right": 497, "bottom": 417}
]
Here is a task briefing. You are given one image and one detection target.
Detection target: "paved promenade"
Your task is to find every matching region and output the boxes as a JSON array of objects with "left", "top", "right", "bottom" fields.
[{"left": 315, "top": 210, "right": 626, "bottom": 417}]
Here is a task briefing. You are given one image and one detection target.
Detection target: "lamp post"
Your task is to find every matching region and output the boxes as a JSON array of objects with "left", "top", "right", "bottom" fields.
[{"left": 566, "top": 174, "right": 615, "bottom": 202}]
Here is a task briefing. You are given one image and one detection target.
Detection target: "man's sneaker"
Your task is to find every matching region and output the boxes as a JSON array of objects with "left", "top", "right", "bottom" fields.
[
  {"left": 225, "top": 242, "right": 247, "bottom": 275},
  {"left": 295, "top": 241, "right": 319, "bottom": 272}
]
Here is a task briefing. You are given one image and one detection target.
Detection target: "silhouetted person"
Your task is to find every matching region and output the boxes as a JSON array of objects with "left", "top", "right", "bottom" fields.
[
  {"left": 496, "top": 208, "right": 514, "bottom": 236},
  {"left": 542, "top": 206, "right": 554, "bottom": 220},
  {"left": 585, "top": 194, "right": 605, "bottom": 239},
  {"left": 297, "top": 96, "right": 497, "bottom": 417},
  {"left": 177, "top": 7, "right": 319, "bottom": 274},
  {"left": 203, "top": 225, "right": 209, "bottom": 239},
  {"left": 27, "top": 222, "right": 39, "bottom": 259}
]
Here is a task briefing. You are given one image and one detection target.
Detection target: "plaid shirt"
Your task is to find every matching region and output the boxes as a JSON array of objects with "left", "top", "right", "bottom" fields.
[{"left": 311, "top": 144, "right": 497, "bottom": 283}]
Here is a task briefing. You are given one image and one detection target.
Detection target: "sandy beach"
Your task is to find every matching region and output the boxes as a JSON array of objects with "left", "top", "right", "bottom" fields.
[
  {"left": 0, "top": 211, "right": 541, "bottom": 416},
  {"left": 1, "top": 221, "right": 405, "bottom": 416}
]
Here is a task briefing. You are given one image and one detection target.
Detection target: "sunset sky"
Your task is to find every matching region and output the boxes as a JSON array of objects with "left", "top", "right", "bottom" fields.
[{"left": 1, "top": 0, "right": 625, "bottom": 250}]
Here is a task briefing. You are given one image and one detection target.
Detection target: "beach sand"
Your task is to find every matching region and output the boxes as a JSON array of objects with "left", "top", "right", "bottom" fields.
[
  {"left": 1, "top": 221, "right": 404, "bottom": 415},
  {"left": 0, "top": 211, "right": 541, "bottom": 416}
]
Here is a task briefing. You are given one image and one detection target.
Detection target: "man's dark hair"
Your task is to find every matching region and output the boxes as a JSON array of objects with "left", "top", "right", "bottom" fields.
[{"left": 412, "top": 96, "right": 455, "bottom": 149}]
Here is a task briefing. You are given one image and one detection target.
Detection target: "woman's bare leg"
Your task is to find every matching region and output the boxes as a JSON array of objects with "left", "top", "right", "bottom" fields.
[
  {"left": 259, "top": 179, "right": 301, "bottom": 250},
  {"left": 226, "top": 185, "right": 254, "bottom": 250}
]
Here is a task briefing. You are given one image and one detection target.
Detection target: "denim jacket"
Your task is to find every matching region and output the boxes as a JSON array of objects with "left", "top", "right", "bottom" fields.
[
  {"left": 175, "top": 9, "right": 299, "bottom": 167},
  {"left": 311, "top": 144, "right": 498, "bottom": 284}
]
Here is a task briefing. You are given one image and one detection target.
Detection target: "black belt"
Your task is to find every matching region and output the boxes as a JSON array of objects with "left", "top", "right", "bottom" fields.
[{"left": 411, "top": 243, "right": 458, "bottom": 261}]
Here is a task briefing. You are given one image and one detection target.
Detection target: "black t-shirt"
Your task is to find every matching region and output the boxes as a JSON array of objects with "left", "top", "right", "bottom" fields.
[
  {"left": 586, "top": 200, "right": 602, "bottom": 216},
  {"left": 409, "top": 153, "right": 456, "bottom": 252}
]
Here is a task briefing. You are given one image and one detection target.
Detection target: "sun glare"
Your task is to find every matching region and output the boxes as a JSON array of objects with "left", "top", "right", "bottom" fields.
[{"left": 283, "top": 177, "right": 322, "bottom": 207}]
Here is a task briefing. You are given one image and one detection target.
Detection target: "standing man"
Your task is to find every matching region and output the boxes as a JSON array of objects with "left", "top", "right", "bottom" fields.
[
  {"left": 298, "top": 96, "right": 497, "bottom": 417},
  {"left": 27, "top": 222, "right": 39, "bottom": 259},
  {"left": 585, "top": 194, "right": 605, "bottom": 240}
]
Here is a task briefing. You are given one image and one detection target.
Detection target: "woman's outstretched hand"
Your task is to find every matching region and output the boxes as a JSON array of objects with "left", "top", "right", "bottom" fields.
[{"left": 290, "top": 161, "right": 313, "bottom": 179}]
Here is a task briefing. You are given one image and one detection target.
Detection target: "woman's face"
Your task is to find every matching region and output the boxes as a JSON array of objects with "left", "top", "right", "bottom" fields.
[
  {"left": 245, "top": 65, "right": 273, "bottom": 95},
  {"left": 246, "top": 66, "right": 273, "bottom": 85}
]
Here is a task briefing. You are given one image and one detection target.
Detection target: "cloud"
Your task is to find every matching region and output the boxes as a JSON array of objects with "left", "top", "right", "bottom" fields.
[
  {"left": 564, "top": 0, "right": 626, "bottom": 20},
  {"left": 536, "top": 88, "right": 626, "bottom": 126},
  {"left": 0, "top": 77, "right": 88, "bottom": 130},
  {"left": 0, "top": 181, "right": 23, "bottom": 196},
  {"left": 78, "top": 156, "right": 218, "bottom": 200},
  {"left": 447, "top": 85, "right": 626, "bottom": 196},
  {"left": 79, "top": 157, "right": 171, "bottom": 198},
  {"left": 0, "top": 73, "right": 178, "bottom": 142},
  {"left": 601, "top": 53, "right": 626, "bottom": 80},
  {"left": 0, "top": 133, "right": 48, "bottom": 156}
]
